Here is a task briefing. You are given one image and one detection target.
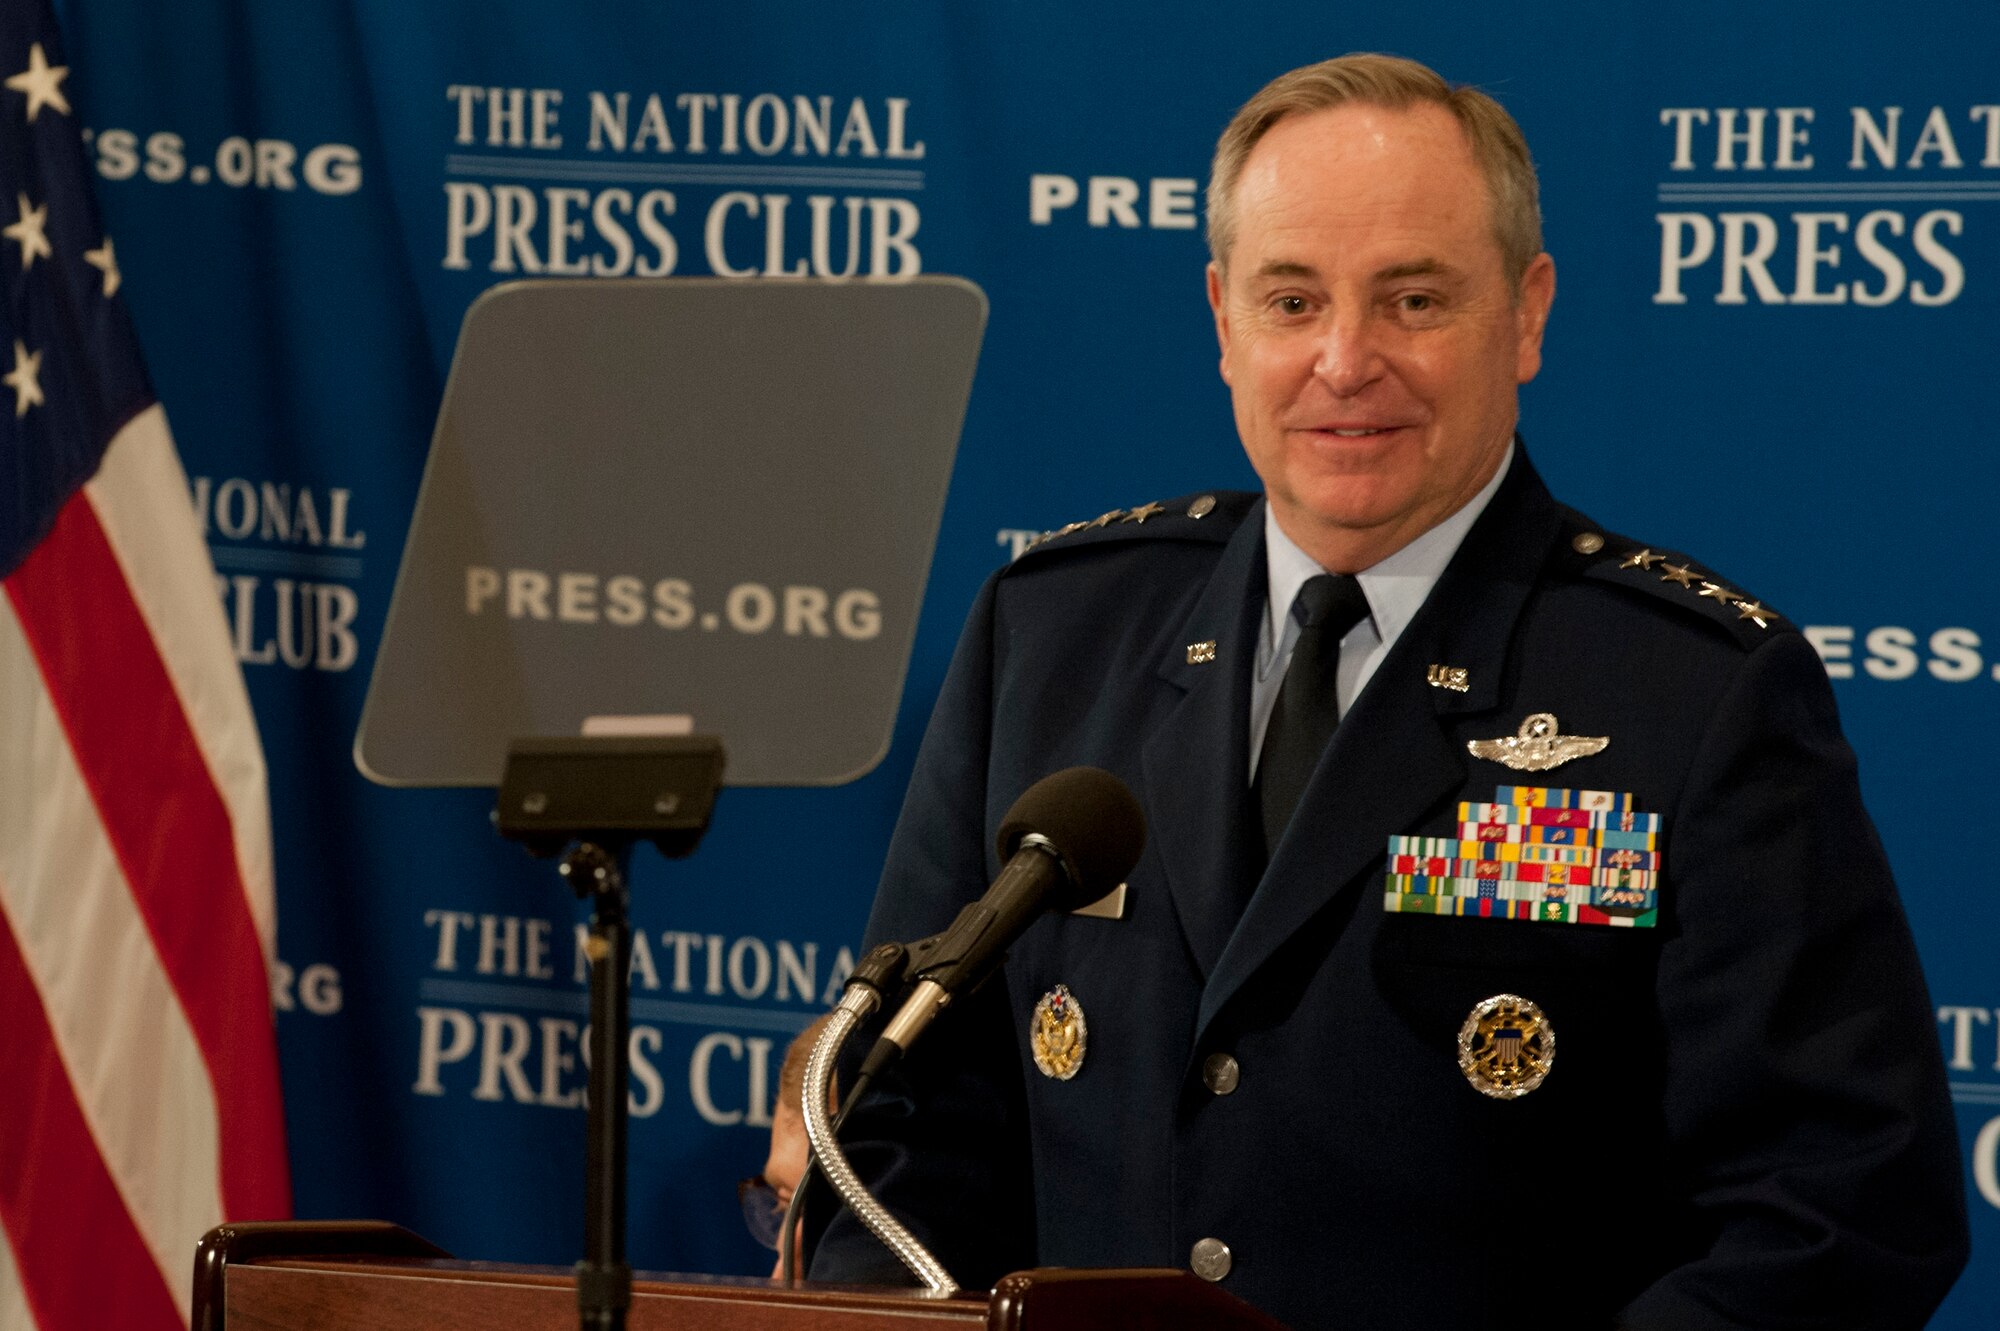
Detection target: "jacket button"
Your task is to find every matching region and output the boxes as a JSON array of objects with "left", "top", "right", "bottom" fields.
[
  {"left": 1190, "top": 1237, "right": 1232, "bottom": 1281},
  {"left": 1201, "top": 1053, "right": 1239, "bottom": 1095}
]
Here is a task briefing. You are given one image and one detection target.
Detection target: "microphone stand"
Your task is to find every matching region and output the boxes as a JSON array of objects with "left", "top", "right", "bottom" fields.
[
  {"left": 800, "top": 986, "right": 959, "bottom": 1294},
  {"left": 778, "top": 938, "right": 921, "bottom": 1287},
  {"left": 783, "top": 768, "right": 1143, "bottom": 1291}
]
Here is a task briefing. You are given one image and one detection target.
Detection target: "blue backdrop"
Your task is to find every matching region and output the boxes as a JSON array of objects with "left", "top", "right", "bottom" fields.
[{"left": 51, "top": 2, "right": 2000, "bottom": 1324}]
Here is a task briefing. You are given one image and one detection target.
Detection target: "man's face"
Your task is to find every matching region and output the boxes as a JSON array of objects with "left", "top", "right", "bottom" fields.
[
  {"left": 764, "top": 1105, "right": 809, "bottom": 1278},
  {"left": 1206, "top": 101, "right": 1554, "bottom": 571},
  {"left": 764, "top": 1105, "right": 808, "bottom": 1201}
]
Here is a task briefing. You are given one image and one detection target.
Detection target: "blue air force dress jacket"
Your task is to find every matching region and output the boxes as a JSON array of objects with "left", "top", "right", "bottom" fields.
[{"left": 809, "top": 449, "right": 1967, "bottom": 1330}]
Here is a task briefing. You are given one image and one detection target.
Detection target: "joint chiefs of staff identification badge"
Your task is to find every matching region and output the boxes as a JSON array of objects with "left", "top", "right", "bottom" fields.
[
  {"left": 1458, "top": 993, "right": 1554, "bottom": 1099},
  {"left": 1030, "top": 984, "right": 1087, "bottom": 1080}
]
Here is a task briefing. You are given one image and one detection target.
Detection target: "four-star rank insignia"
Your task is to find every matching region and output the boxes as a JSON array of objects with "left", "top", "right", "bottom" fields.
[
  {"left": 1030, "top": 983, "right": 1087, "bottom": 1080},
  {"left": 1458, "top": 993, "right": 1554, "bottom": 1099}
]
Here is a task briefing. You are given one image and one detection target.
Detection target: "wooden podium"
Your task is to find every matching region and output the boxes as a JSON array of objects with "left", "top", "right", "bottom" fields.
[{"left": 192, "top": 1222, "right": 1291, "bottom": 1331}]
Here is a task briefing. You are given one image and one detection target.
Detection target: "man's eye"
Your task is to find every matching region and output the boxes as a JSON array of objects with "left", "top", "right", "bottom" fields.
[
  {"left": 1274, "top": 295, "right": 1308, "bottom": 315},
  {"left": 1399, "top": 293, "right": 1435, "bottom": 312}
]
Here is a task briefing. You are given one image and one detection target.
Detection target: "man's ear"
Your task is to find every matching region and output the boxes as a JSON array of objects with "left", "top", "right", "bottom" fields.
[
  {"left": 1207, "top": 261, "right": 1234, "bottom": 382},
  {"left": 1514, "top": 253, "right": 1556, "bottom": 385}
]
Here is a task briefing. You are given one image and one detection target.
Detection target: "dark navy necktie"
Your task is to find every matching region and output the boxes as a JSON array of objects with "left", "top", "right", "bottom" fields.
[{"left": 1256, "top": 573, "right": 1370, "bottom": 856}]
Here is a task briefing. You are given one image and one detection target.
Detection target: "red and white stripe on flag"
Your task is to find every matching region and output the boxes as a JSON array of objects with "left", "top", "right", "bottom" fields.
[
  {"left": 1, "top": 6, "right": 294, "bottom": 1324},
  {"left": 1, "top": 413, "right": 292, "bottom": 1324}
]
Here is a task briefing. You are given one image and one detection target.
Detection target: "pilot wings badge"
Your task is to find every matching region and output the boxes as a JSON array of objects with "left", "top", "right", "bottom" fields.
[{"left": 1467, "top": 713, "right": 1607, "bottom": 772}]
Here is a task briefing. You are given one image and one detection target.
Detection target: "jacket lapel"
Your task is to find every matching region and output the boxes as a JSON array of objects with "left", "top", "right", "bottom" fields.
[
  {"left": 1139, "top": 506, "right": 1268, "bottom": 981},
  {"left": 1194, "top": 450, "right": 1566, "bottom": 1041}
]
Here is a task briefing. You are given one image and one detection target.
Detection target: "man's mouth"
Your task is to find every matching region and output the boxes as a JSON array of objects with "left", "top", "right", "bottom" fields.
[{"left": 1302, "top": 424, "right": 1404, "bottom": 438}]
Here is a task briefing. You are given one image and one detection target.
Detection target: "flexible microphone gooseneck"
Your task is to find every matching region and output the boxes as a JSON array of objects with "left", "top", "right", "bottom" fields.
[
  {"left": 860, "top": 766, "right": 1146, "bottom": 1080},
  {"left": 788, "top": 767, "right": 1145, "bottom": 1292}
]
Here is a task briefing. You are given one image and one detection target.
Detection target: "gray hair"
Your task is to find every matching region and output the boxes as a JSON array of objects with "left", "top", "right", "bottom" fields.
[{"left": 1207, "top": 53, "right": 1544, "bottom": 284}]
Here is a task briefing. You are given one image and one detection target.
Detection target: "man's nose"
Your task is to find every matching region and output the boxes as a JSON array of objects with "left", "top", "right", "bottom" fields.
[{"left": 1311, "top": 310, "right": 1386, "bottom": 395}]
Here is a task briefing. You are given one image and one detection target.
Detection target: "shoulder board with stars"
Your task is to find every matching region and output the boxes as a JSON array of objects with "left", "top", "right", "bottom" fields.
[
  {"left": 1014, "top": 490, "right": 1258, "bottom": 560},
  {"left": 1556, "top": 514, "right": 1793, "bottom": 647}
]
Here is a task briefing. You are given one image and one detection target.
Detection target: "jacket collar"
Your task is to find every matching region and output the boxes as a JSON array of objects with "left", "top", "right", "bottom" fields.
[
  {"left": 1139, "top": 500, "right": 1271, "bottom": 981},
  {"left": 1187, "top": 446, "right": 1566, "bottom": 1041}
]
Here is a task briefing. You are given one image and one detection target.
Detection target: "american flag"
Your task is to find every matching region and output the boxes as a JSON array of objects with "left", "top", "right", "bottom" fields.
[{"left": 0, "top": 5, "right": 290, "bottom": 1326}]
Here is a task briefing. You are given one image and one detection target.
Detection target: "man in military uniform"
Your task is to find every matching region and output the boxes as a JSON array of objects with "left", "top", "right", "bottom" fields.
[{"left": 809, "top": 54, "right": 1967, "bottom": 1329}]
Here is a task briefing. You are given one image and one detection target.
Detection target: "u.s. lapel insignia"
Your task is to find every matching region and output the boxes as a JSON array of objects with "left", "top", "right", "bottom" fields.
[
  {"left": 1467, "top": 713, "right": 1607, "bottom": 772},
  {"left": 1426, "top": 663, "right": 1470, "bottom": 692},
  {"left": 1458, "top": 993, "right": 1554, "bottom": 1099},
  {"left": 1030, "top": 984, "right": 1087, "bottom": 1080},
  {"left": 1186, "top": 640, "right": 1217, "bottom": 665}
]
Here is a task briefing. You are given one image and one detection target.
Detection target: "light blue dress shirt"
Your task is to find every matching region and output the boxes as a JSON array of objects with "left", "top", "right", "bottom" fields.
[{"left": 1248, "top": 442, "right": 1514, "bottom": 780}]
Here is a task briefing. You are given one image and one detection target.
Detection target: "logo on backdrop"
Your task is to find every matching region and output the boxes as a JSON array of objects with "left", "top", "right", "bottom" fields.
[
  {"left": 438, "top": 85, "right": 927, "bottom": 279},
  {"left": 1653, "top": 102, "right": 1995, "bottom": 306},
  {"left": 1026, "top": 171, "right": 1202, "bottom": 233},
  {"left": 271, "top": 956, "right": 344, "bottom": 1017},
  {"left": 411, "top": 908, "right": 856, "bottom": 1126},
  {"left": 83, "top": 127, "right": 361, "bottom": 196},
  {"left": 1937, "top": 1004, "right": 2000, "bottom": 1211},
  {"left": 1802, "top": 623, "right": 1998, "bottom": 684},
  {"left": 192, "top": 475, "right": 367, "bottom": 672}
]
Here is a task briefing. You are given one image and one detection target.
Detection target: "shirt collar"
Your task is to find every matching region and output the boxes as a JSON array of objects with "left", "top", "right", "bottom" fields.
[{"left": 1263, "top": 440, "right": 1516, "bottom": 649}]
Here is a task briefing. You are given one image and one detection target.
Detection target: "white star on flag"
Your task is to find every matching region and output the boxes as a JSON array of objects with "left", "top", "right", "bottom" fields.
[
  {"left": 4, "top": 192, "right": 50, "bottom": 270},
  {"left": 4, "top": 339, "right": 43, "bottom": 416},
  {"left": 4, "top": 42, "right": 69, "bottom": 122},
  {"left": 84, "top": 235, "right": 120, "bottom": 296},
  {"left": 2, "top": 6, "right": 293, "bottom": 1326}
]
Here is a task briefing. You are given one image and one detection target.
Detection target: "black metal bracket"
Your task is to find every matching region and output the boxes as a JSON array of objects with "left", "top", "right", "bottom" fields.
[{"left": 495, "top": 734, "right": 726, "bottom": 1331}]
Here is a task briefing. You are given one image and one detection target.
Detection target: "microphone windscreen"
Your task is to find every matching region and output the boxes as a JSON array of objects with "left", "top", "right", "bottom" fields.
[{"left": 996, "top": 767, "right": 1146, "bottom": 910}]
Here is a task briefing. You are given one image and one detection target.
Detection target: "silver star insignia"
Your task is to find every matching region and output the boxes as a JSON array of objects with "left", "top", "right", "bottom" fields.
[
  {"left": 1696, "top": 581, "right": 1736, "bottom": 602},
  {"left": 1620, "top": 548, "right": 1663, "bottom": 570},
  {"left": 1733, "top": 600, "right": 1775, "bottom": 629},
  {"left": 1658, "top": 563, "right": 1698, "bottom": 587},
  {"left": 1467, "top": 713, "right": 1609, "bottom": 772},
  {"left": 1121, "top": 501, "right": 1165, "bottom": 524}
]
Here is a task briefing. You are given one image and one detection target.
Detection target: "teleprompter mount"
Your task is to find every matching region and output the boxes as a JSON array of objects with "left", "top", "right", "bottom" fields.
[
  {"left": 495, "top": 734, "right": 725, "bottom": 1331},
  {"left": 495, "top": 735, "right": 725, "bottom": 859}
]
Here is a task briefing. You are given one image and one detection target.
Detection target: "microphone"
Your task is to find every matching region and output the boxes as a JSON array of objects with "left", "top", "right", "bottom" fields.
[{"left": 862, "top": 767, "right": 1145, "bottom": 1078}]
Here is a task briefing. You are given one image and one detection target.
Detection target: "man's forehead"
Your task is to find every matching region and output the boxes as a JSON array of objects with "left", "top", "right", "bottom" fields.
[
  {"left": 1224, "top": 102, "right": 1501, "bottom": 276},
  {"left": 1248, "top": 256, "right": 1465, "bottom": 283},
  {"left": 1234, "top": 115, "right": 1483, "bottom": 221},
  {"left": 1252, "top": 99, "right": 1473, "bottom": 168}
]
